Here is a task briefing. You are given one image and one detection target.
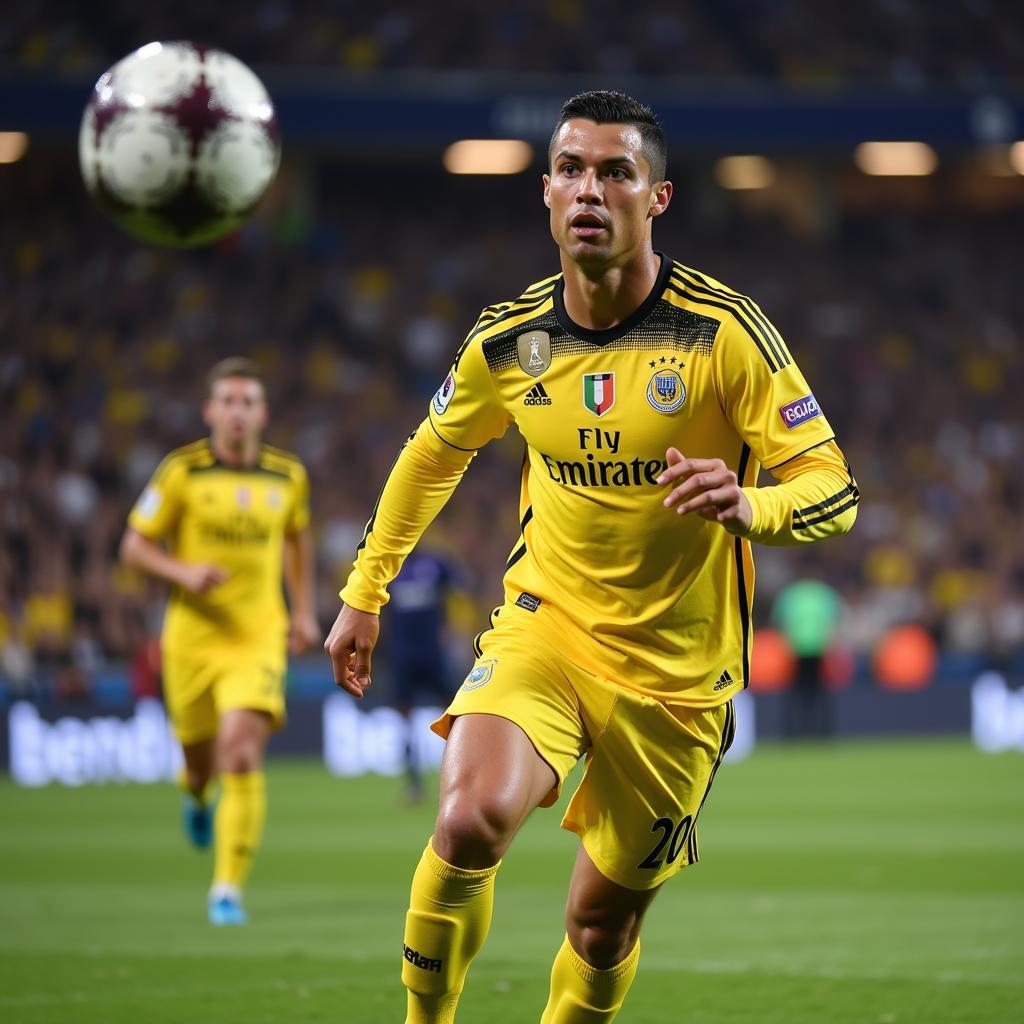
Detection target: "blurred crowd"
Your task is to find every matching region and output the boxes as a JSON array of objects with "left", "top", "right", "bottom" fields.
[
  {"left": 4, "top": 0, "right": 1022, "bottom": 87},
  {"left": 1, "top": 146, "right": 1022, "bottom": 699}
]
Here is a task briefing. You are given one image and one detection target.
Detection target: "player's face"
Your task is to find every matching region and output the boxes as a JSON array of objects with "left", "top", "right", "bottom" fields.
[
  {"left": 543, "top": 119, "right": 670, "bottom": 268},
  {"left": 203, "top": 376, "right": 267, "bottom": 448}
]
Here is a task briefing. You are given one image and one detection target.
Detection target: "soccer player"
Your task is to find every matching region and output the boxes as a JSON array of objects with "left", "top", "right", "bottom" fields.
[
  {"left": 121, "top": 357, "right": 317, "bottom": 926},
  {"left": 325, "top": 91, "right": 859, "bottom": 1022}
]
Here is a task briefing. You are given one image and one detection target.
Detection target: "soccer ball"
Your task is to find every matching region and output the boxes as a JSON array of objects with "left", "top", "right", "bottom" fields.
[{"left": 78, "top": 41, "right": 281, "bottom": 247}]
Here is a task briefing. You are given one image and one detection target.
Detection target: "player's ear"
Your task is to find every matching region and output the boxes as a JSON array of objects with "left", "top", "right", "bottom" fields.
[
  {"left": 542, "top": 173, "right": 552, "bottom": 209},
  {"left": 650, "top": 179, "right": 672, "bottom": 219}
]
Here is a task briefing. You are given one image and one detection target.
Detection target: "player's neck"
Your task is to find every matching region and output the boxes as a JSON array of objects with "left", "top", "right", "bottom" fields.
[
  {"left": 559, "top": 249, "right": 662, "bottom": 332},
  {"left": 210, "top": 434, "right": 261, "bottom": 469}
]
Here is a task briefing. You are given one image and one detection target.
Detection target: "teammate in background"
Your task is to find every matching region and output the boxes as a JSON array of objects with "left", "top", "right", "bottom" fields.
[
  {"left": 326, "top": 91, "right": 858, "bottom": 1022},
  {"left": 386, "top": 547, "right": 458, "bottom": 802},
  {"left": 121, "top": 357, "right": 317, "bottom": 926}
]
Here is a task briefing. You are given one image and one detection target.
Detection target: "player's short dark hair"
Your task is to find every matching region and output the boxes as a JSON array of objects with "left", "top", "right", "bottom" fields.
[
  {"left": 550, "top": 90, "right": 667, "bottom": 183},
  {"left": 206, "top": 356, "right": 265, "bottom": 398}
]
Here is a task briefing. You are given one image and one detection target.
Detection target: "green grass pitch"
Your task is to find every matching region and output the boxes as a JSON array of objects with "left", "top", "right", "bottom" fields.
[{"left": 1, "top": 738, "right": 1021, "bottom": 1023}]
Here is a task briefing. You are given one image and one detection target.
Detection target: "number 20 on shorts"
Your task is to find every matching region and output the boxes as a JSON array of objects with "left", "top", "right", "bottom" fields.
[{"left": 637, "top": 814, "right": 693, "bottom": 870}]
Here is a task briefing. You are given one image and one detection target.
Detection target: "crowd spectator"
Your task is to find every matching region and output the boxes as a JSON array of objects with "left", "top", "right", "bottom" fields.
[
  {"left": 1, "top": 148, "right": 1021, "bottom": 699},
  {"left": 2, "top": 1, "right": 1021, "bottom": 87}
]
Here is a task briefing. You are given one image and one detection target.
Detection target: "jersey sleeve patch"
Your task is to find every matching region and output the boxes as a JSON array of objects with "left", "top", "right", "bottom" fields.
[
  {"left": 779, "top": 394, "right": 822, "bottom": 429},
  {"left": 432, "top": 372, "right": 456, "bottom": 416},
  {"left": 134, "top": 485, "right": 162, "bottom": 520}
]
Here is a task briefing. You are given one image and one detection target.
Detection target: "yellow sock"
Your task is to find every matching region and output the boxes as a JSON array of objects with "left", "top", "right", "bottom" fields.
[
  {"left": 540, "top": 935, "right": 640, "bottom": 1024},
  {"left": 212, "top": 771, "right": 266, "bottom": 889},
  {"left": 402, "top": 840, "right": 500, "bottom": 1024}
]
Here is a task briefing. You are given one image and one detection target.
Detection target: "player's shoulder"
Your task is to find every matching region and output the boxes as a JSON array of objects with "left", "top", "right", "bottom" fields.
[
  {"left": 466, "top": 272, "right": 562, "bottom": 345},
  {"left": 666, "top": 259, "right": 792, "bottom": 373},
  {"left": 454, "top": 271, "right": 562, "bottom": 375},
  {"left": 665, "top": 259, "right": 760, "bottom": 319},
  {"left": 258, "top": 443, "right": 308, "bottom": 482},
  {"left": 154, "top": 439, "right": 214, "bottom": 479}
]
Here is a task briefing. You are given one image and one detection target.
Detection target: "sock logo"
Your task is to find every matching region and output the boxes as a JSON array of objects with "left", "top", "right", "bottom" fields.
[
  {"left": 403, "top": 944, "right": 443, "bottom": 973},
  {"left": 524, "top": 382, "right": 552, "bottom": 407}
]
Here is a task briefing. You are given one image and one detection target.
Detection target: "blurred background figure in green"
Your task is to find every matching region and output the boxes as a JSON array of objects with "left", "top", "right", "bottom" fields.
[{"left": 773, "top": 571, "right": 842, "bottom": 738}]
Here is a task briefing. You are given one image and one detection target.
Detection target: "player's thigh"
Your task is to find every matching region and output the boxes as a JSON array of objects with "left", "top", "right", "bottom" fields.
[
  {"left": 563, "top": 694, "right": 736, "bottom": 890},
  {"left": 432, "top": 618, "right": 589, "bottom": 808},
  {"left": 436, "top": 713, "right": 559, "bottom": 849},
  {"left": 162, "top": 650, "right": 218, "bottom": 745},
  {"left": 214, "top": 648, "right": 287, "bottom": 732}
]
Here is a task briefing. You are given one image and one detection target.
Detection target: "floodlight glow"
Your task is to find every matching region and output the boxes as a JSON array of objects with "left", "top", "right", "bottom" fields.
[
  {"left": 444, "top": 140, "right": 533, "bottom": 175},
  {"left": 1010, "top": 141, "right": 1024, "bottom": 175},
  {"left": 855, "top": 142, "right": 937, "bottom": 176},
  {"left": 714, "top": 155, "right": 776, "bottom": 190},
  {"left": 0, "top": 132, "right": 28, "bottom": 164}
]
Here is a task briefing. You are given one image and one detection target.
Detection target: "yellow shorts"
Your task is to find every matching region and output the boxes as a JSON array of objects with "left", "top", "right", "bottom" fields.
[
  {"left": 433, "top": 610, "right": 736, "bottom": 891},
  {"left": 161, "top": 646, "right": 287, "bottom": 745}
]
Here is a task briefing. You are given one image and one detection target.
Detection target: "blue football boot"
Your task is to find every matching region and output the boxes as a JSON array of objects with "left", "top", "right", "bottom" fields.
[
  {"left": 208, "top": 889, "right": 248, "bottom": 926},
  {"left": 182, "top": 797, "right": 213, "bottom": 849}
]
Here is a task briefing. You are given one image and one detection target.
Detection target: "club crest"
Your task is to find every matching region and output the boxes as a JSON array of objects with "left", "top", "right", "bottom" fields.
[
  {"left": 582, "top": 372, "right": 616, "bottom": 417},
  {"left": 646, "top": 369, "right": 687, "bottom": 414},
  {"left": 517, "top": 331, "right": 551, "bottom": 377},
  {"left": 462, "top": 659, "right": 497, "bottom": 691}
]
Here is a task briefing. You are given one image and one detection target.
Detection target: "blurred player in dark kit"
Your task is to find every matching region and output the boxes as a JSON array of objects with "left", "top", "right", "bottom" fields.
[{"left": 386, "top": 547, "right": 459, "bottom": 801}]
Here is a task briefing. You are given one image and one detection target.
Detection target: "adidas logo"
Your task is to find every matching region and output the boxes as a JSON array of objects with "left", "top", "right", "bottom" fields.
[
  {"left": 713, "top": 669, "right": 735, "bottom": 691},
  {"left": 524, "top": 382, "right": 553, "bottom": 406}
]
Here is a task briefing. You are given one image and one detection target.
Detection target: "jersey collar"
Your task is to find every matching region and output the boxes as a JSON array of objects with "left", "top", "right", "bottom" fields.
[{"left": 553, "top": 251, "right": 671, "bottom": 347}]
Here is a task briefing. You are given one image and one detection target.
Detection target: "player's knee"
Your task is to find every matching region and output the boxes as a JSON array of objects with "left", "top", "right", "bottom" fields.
[
  {"left": 218, "top": 736, "right": 262, "bottom": 774},
  {"left": 434, "top": 791, "right": 518, "bottom": 868},
  {"left": 567, "top": 917, "right": 639, "bottom": 970}
]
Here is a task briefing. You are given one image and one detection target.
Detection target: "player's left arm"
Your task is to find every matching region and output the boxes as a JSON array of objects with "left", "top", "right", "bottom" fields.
[
  {"left": 659, "top": 439, "right": 858, "bottom": 544},
  {"left": 660, "top": 307, "right": 858, "bottom": 544},
  {"left": 283, "top": 463, "right": 319, "bottom": 654}
]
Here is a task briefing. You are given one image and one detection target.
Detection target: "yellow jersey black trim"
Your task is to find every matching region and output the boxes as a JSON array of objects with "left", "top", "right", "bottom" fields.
[
  {"left": 151, "top": 439, "right": 211, "bottom": 481},
  {"left": 792, "top": 482, "right": 861, "bottom": 530},
  {"left": 669, "top": 266, "right": 789, "bottom": 375},
  {"left": 472, "top": 605, "right": 501, "bottom": 658},
  {"left": 734, "top": 442, "right": 753, "bottom": 687},
  {"left": 672, "top": 260, "right": 792, "bottom": 371},
  {"left": 466, "top": 285, "right": 558, "bottom": 343},
  {"left": 479, "top": 277, "right": 719, "bottom": 374},
  {"left": 428, "top": 416, "right": 479, "bottom": 453},
  {"left": 553, "top": 253, "right": 674, "bottom": 347},
  {"left": 687, "top": 699, "right": 736, "bottom": 864},
  {"left": 765, "top": 436, "right": 836, "bottom": 471}
]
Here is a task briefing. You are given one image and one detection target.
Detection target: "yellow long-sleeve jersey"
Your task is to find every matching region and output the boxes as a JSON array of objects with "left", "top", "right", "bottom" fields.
[{"left": 343, "top": 256, "right": 857, "bottom": 705}]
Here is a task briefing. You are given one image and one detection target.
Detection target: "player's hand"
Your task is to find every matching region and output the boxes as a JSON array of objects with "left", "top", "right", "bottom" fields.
[
  {"left": 658, "top": 448, "right": 753, "bottom": 536},
  {"left": 324, "top": 604, "right": 379, "bottom": 699},
  {"left": 288, "top": 611, "right": 321, "bottom": 655},
  {"left": 177, "top": 563, "right": 229, "bottom": 593}
]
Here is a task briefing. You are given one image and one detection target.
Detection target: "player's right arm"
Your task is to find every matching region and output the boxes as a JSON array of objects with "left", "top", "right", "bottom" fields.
[
  {"left": 120, "top": 529, "right": 227, "bottom": 592},
  {"left": 119, "top": 453, "right": 227, "bottom": 593},
  {"left": 325, "top": 323, "right": 512, "bottom": 697}
]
